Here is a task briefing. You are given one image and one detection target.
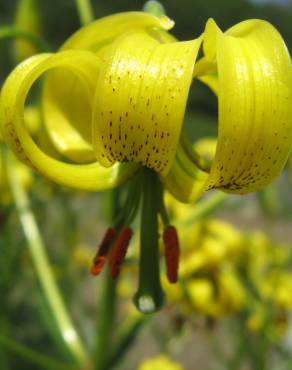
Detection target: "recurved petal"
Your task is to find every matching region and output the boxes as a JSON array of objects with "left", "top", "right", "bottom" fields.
[
  {"left": 166, "top": 18, "right": 291, "bottom": 202},
  {"left": 163, "top": 145, "right": 208, "bottom": 203},
  {"left": 43, "top": 61, "right": 99, "bottom": 163},
  {"left": 0, "top": 51, "right": 138, "bottom": 190},
  {"left": 43, "top": 12, "right": 175, "bottom": 163},
  {"left": 203, "top": 19, "right": 292, "bottom": 194},
  {"left": 92, "top": 32, "right": 202, "bottom": 175},
  {"left": 62, "top": 11, "right": 175, "bottom": 51},
  {"left": 193, "top": 57, "right": 218, "bottom": 95}
]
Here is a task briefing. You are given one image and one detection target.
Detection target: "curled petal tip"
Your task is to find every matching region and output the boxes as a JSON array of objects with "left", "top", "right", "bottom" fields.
[
  {"left": 159, "top": 15, "right": 175, "bottom": 30},
  {"left": 203, "top": 18, "right": 222, "bottom": 61}
]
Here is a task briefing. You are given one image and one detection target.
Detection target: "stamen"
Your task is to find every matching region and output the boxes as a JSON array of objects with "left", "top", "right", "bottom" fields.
[
  {"left": 163, "top": 225, "right": 180, "bottom": 283},
  {"left": 109, "top": 227, "right": 133, "bottom": 279},
  {"left": 90, "top": 227, "right": 117, "bottom": 276}
]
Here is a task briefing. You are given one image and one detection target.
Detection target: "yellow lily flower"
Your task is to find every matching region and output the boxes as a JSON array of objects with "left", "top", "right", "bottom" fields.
[
  {"left": 0, "top": 10, "right": 291, "bottom": 312},
  {"left": 0, "top": 13, "right": 290, "bottom": 195}
]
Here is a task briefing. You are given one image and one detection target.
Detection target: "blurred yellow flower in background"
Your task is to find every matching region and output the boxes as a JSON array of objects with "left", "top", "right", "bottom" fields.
[
  {"left": 158, "top": 194, "right": 292, "bottom": 337},
  {"left": 138, "top": 355, "right": 184, "bottom": 370}
]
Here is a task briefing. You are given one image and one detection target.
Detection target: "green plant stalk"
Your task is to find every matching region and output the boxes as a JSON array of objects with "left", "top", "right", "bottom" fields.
[
  {"left": 106, "top": 316, "right": 149, "bottom": 369},
  {"left": 94, "top": 271, "right": 117, "bottom": 370},
  {"left": 94, "top": 190, "right": 120, "bottom": 370},
  {"left": 0, "top": 335, "right": 77, "bottom": 370},
  {"left": 0, "top": 26, "right": 50, "bottom": 51},
  {"left": 5, "top": 151, "right": 89, "bottom": 366},
  {"left": 133, "top": 169, "right": 165, "bottom": 313},
  {"left": 143, "top": 0, "right": 166, "bottom": 17},
  {"left": 178, "top": 191, "right": 227, "bottom": 227},
  {"left": 75, "top": 0, "right": 94, "bottom": 26},
  {"left": 75, "top": 3, "right": 133, "bottom": 359},
  {"left": 94, "top": 189, "right": 124, "bottom": 370},
  {"left": 239, "top": 315, "right": 268, "bottom": 370},
  {"left": 257, "top": 183, "right": 282, "bottom": 218}
]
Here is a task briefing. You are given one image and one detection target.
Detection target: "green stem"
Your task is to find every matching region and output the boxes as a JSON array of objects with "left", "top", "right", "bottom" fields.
[
  {"left": 0, "top": 26, "right": 50, "bottom": 51},
  {"left": 107, "top": 317, "right": 149, "bottom": 369},
  {"left": 75, "top": 0, "right": 94, "bottom": 26},
  {"left": 94, "top": 190, "right": 120, "bottom": 370},
  {"left": 4, "top": 151, "right": 89, "bottom": 366},
  {"left": 157, "top": 181, "right": 170, "bottom": 226},
  {"left": 143, "top": 0, "right": 166, "bottom": 17},
  {"left": 112, "top": 172, "right": 142, "bottom": 229},
  {"left": 178, "top": 192, "right": 227, "bottom": 227},
  {"left": 257, "top": 183, "right": 282, "bottom": 218},
  {"left": 0, "top": 335, "right": 77, "bottom": 370},
  {"left": 240, "top": 319, "right": 267, "bottom": 370},
  {"left": 133, "top": 169, "right": 165, "bottom": 314},
  {"left": 94, "top": 272, "right": 117, "bottom": 370},
  {"left": 181, "top": 130, "right": 212, "bottom": 172}
]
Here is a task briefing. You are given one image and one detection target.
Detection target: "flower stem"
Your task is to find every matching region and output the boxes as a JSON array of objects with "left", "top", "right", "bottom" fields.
[
  {"left": 94, "top": 190, "right": 120, "bottom": 370},
  {"left": 0, "top": 26, "right": 50, "bottom": 51},
  {"left": 106, "top": 316, "right": 149, "bottom": 369},
  {"left": 75, "top": 0, "right": 94, "bottom": 26},
  {"left": 143, "top": 0, "right": 166, "bottom": 17},
  {"left": 94, "top": 271, "right": 117, "bottom": 370},
  {"left": 178, "top": 191, "right": 227, "bottom": 227},
  {"left": 4, "top": 151, "right": 89, "bottom": 366},
  {"left": 0, "top": 335, "right": 78, "bottom": 370},
  {"left": 134, "top": 168, "right": 165, "bottom": 313}
]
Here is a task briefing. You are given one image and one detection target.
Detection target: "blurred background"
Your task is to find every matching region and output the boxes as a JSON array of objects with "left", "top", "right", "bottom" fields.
[{"left": 0, "top": 1, "right": 292, "bottom": 370}]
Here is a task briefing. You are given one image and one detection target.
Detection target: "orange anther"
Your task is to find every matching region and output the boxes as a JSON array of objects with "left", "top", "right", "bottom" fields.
[
  {"left": 163, "top": 225, "right": 180, "bottom": 284},
  {"left": 109, "top": 227, "right": 133, "bottom": 279},
  {"left": 91, "top": 227, "right": 117, "bottom": 276}
]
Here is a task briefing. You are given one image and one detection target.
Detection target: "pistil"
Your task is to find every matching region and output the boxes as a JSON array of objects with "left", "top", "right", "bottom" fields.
[{"left": 133, "top": 168, "right": 165, "bottom": 313}]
